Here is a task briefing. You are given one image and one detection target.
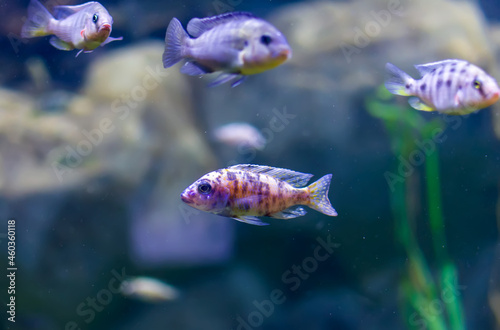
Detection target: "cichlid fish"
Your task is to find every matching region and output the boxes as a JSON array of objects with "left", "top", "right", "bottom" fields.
[
  {"left": 162, "top": 12, "right": 292, "bottom": 87},
  {"left": 21, "top": 0, "right": 122, "bottom": 57},
  {"left": 385, "top": 60, "right": 500, "bottom": 115},
  {"left": 180, "top": 164, "right": 337, "bottom": 226},
  {"left": 120, "top": 277, "right": 179, "bottom": 303},
  {"left": 214, "top": 122, "right": 266, "bottom": 150}
]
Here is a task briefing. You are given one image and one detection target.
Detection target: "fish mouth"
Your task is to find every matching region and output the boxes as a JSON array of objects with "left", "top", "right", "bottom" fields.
[
  {"left": 180, "top": 192, "right": 192, "bottom": 204},
  {"left": 278, "top": 48, "right": 292, "bottom": 60},
  {"left": 100, "top": 23, "right": 112, "bottom": 32},
  {"left": 485, "top": 91, "right": 500, "bottom": 105}
]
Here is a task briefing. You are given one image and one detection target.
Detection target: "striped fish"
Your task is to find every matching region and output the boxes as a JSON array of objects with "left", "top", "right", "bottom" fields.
[
  {"left": 21, "top": 0, "right": 122, "bottom": 57},
  {"left": 180, "top": 164, "right": 337, "bottom": 226},
  {"left": 385, "top": 59, "right": 500, "bottom": 115}
]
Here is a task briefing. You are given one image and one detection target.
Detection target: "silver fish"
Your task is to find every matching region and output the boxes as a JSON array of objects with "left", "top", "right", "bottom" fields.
[
  {"left": 214, "top": 122, "right": 266, "bottom": 150},
  {"left": 162, "top": 12, "right": 292, "bottom": 87},
  {"left": 120, "top": 277, "right": 179, "bottom": 303},
  {"left": 21, "top": 0, "right": 122, "bottom": 57},
  {"left": 385, "top": 59, "right": 500, "bottom": 115}
]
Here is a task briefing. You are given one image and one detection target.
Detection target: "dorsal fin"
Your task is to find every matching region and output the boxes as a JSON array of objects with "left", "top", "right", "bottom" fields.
[
  {"left": 53, "top": 2, "right": 100, "bottom": 19},
  {"left": 414, "top": 59, "right": 467, "bottom": 77},
  {"left": 227, "top": 164, "right": 313, "bottom": 187},
  {"left": 187, "top": 12, "right": 256, "bottom": 37}
]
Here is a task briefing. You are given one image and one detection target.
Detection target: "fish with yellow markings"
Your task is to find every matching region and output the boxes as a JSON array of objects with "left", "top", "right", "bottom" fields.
[
  {"left": 21, "top": 0, "right": 122, "bottom": 57},
  {"left": 385, "top": 59, "right": 500, "bottom": 115},
  {"left": 163, "top": 12, "right": 292, "bottom": 87},
  {"left": 180, "top": 164, "right": 337, "bottom": 226}
]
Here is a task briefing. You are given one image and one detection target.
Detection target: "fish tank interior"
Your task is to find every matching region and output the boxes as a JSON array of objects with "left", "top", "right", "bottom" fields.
[{"left": 2, "top": 0, "right": 500, "bottom": 329}]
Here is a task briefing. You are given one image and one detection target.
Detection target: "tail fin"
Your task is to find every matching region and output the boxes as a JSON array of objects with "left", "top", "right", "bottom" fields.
[
  {"left": 385, "top": 62, "right": 413, "bottom": 96},
  {"left": 307, "top": 174, "right": 337, "bottom": 216},
  {"left": 162, "top": 18, "right": 189, "bottom": 68},
  {"left": 21, "top": 0, "right": 54, "bottom": 38}
]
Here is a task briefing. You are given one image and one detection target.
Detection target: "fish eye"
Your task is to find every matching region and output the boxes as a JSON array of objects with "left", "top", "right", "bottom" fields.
[
  {"left": 197, "top": 182, "right": 212, "bottom": 195},
  {"left": 260, "top": 35, "right": 272, "bottom": 46},
  {"left": 473, "top": 80, "right": 482, "bottom": 90},
  {"left": 92, "top": 13, "right": 98, "bottom": 24}
]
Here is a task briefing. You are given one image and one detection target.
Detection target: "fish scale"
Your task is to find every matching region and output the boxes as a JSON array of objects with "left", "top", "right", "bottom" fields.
[{"left": 225, "top": 169, "right": 293, "bottom": 216}]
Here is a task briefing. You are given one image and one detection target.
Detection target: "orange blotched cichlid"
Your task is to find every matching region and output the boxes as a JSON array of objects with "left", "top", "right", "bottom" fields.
[
  {"left": 163, "top": 12, "right": 292, "bottom": 87},
  {"left": 180, "top": 164, "right": 337, "bottom": 226},
  {"left": 21, "top": 0, "right": 122, "bottom": 57},
  {"left": 385, "top": 59, "right": 500, "bottom": 115}
]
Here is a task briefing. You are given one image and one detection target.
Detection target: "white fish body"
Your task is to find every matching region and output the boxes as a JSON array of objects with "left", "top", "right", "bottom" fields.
[
  {"left": 385, "top": 59, "right": 500, "bottom": 115},
  {"left": 214, "top": 122, "right": 266, "bottom": 149},
  {"left": 21, "top": 0, "right": 122, "bottom": 56},
  {"left": 163, "top": 12, "right": 292, "bottom": 87},
  {"left": 120, "top": 277, "right": 179, "bottom": 303}
]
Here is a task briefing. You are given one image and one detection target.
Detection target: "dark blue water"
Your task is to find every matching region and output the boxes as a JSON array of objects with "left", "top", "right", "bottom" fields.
[{"left": 1, "top": 0, "right": 500, "bottom": 329}]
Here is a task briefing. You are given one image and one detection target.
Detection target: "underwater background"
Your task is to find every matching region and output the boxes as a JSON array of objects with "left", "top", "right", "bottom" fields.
[{"left": 1, "top": 0, "right": 500, "bottom": 329}]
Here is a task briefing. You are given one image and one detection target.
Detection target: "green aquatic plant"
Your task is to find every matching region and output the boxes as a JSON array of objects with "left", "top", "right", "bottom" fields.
[{"left": 366, "top": 86, "right": 465, "bottom": 330}]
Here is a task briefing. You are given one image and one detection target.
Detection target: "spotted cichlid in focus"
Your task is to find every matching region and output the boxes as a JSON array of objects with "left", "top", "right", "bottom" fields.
[
  {"left": 181, "top": 164, "right": 337, "bottom": 226},
  {"left": 21, "top": 0, "right": 122, "bottom": 57},
  {"left": 385, "top": 60, "right": 500, "bottom": 115},
  {"left": 162, "top": 12, "right": 292, "bottom": 87}
]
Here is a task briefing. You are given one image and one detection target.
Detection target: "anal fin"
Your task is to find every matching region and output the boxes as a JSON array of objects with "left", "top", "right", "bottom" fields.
[
  {"left": 180, "top": 61, "right": 211, "bottom": 76},
  {"left": 208, "top": 73, "right": 244, "bottom": 87},
  {"left": 232, "top": 216, "right": 269, "bottom": 226},
  {"left": 230, "top": 76, "right": 246, "bottom": 87},
  {"left": 409, "top": 97, "right": 435, "bottom": 112},
  {"left": 270, "top": 206, "right": 307, "bottom": 219}
]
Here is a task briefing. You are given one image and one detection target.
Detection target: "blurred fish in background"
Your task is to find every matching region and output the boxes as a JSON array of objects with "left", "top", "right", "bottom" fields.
[
  {"left": 214, "top": 122, "right": 266, "bottom": 150},
  {"left": 120, "top": 277, "right": 180, "bottom": 303},
  {"left": 21, "top": 0, "right": 123, "bottom": 56},
  {"left": 162, "top": 12, "right": 292, "bottom": 87}
]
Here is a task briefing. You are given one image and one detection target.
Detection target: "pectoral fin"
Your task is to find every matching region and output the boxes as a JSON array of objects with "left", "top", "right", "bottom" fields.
[
  {"left": 49, "top": 36, "right": 73, "bottom": 51},
  {"left": 454, "top": 90, "right": 464, "bottom": 108},
  {"left": 101, "top": 36, "right": 123, "bottom": 47},
  {"left": 408, "top": 97, "right": 434, "bottom": 112}
]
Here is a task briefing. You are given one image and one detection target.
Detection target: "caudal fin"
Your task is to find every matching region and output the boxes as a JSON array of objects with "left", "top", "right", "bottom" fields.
[
  {"left": 307, "top": 174, "right": 337, "bottom": 216},
  {"left": 385, "top": 62, "right": 414, "bottom": 96},
  {"left": 21, "top": 0, "right": 54, "bottom": 38},
  {"left": 162, "top": 18, "right": 189, "bottom": 68}
]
